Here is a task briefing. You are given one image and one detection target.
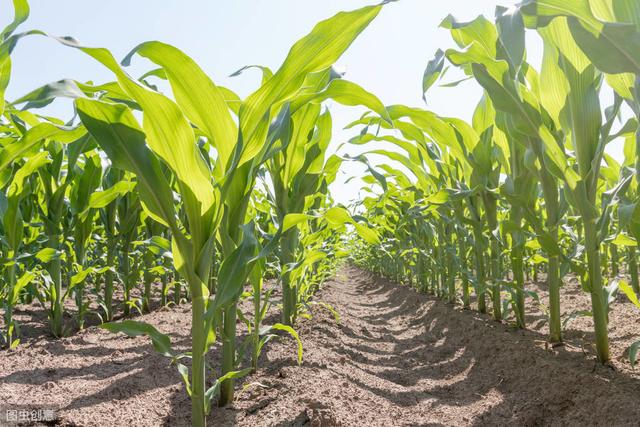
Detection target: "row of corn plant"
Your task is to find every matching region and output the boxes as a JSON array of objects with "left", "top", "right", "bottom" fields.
[
  {"left": 3, "top": 0, "right": 640, "bottom": 424},
  {"left": 349, "top": 0, "right": 640, "bottom": 366},
  {"left": 0, "top": 0, "right": 386, "bottom": 424}
]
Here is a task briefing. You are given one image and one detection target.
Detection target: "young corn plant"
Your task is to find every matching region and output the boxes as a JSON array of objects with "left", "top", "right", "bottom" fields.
[
  {"left": 0, "top": 146, "right": 44, "bottom": 346},
  {"left": 530, "top": 12, "right": 632, "bottom": 363},
  {"left": 521, "top": 0, "right": 640, "bottom": 363},
  {"left": 68, "top": 149, "right": 102, "bottom": 329},
  {"left": 90, "top": 168, "right": 135, "bottom": 321},
  {"left": 439, "top": 10, "right": 573, "bottom": 343},
  {"left": 264, "top": 73, "right": 388, "bottom": 324},
  {"left": 22, "top": 3, "right": 390, "bottom": 424}
]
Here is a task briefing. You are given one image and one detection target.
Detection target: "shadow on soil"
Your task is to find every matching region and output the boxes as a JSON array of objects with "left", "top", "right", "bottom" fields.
[
  {"left": 310, "top": 270, "right": 640, "bottom": 425},
  {"left": 2, "top": 268, "right": 639, "bottom": 426}
]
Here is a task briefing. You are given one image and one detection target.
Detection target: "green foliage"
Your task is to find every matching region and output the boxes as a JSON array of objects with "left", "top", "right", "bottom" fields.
[{"left": 1, "top": 1, "right": 640, "bottom": 424}]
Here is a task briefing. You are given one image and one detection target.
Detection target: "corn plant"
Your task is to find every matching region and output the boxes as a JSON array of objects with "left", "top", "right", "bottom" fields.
[
  {"left": 3, "top": 1, "right": 640, "bottom": 423},
  {"left": 4, "top": 3, "right": 388, "bottom": 424},
  {"left": 343, "top": 2, "right": 640, "bottom": 365},
  {"left": 521, "top": 0, "right": 640, "bottom": 363},
  {"left": 263, "top": 70, "right": 388, "bottom": 324},
  {"left": 438, "top": 10, "right": 572, "bottom": 343}
]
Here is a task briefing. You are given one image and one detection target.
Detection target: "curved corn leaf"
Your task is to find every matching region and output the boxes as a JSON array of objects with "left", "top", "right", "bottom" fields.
[
  {"left": 100, "top": 320, "right": 173, "bottom": 357},
  {"left": 75, "top": 97, "right": 177, "bottom": 230},
  {"left": 123, "top": 41, "right": 237, "bottom": 173}
]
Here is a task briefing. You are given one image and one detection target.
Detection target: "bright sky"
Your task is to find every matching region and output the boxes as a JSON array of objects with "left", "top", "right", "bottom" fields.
[{"left": 3, "top": 0, "right": 623, "bottom": 206}]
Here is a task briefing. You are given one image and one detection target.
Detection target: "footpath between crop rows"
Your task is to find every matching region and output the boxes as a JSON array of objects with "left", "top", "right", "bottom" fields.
[{"left": 1, "top": 265, "right": 639, "bottom": 426}]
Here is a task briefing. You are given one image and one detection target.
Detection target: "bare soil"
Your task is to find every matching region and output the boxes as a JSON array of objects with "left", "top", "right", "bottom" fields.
[{"left": 1, "top": 266, "right": 639, "bottom": 426}]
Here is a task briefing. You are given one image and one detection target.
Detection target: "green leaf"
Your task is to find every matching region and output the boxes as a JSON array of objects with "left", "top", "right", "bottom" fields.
[
  {"left": 211, "top": 223, "right": 259, "bottom": 311},
  {"left": 75, "top": 98, "right": 177, "bottom": 230},
  {"left": 529, "top": 253, "right": 548, "bottom": 264},
  {"left": 422, "top": 49, "right": 445, "bottom": 99},
  {"left": 0, "top": 57, "right": 10, "bottom": 117},
  {"left": 70, "top": 151, "right": 103, "bottom": 214},
  {"left": 6, "top": 151, "right": 50, "bottom": 198},
  {"left": 88, "top": 180, "right": 136, "bottom": 209},
  {"left": 0, "top": 0, "right": 30, "bottom": 115},
  {"left": 290, "top": 78, "right": 391, "bottom": 124},
  {"left": 229, "top": 64, "right": 274, "bottom": 84},
  {"left": 537, "top": 232, "right": 562, "bottom": 256},
  {"left": 0, "top": 122, "right": 85, "bottom": 173},
  {"left": 324, "top": 206, "right": 379, "bottom": 244},
  {"left": 35, "top": 247, "right": 61, "bottom": 263},
  {"left": 283, "top": 213, "right": 314, "bottom": 232},
  {"left": 204, "top": 368, "right": 252, "bottom": 415},
  {"left": 496, "top": 5, "right": 525, "bottom": 72},
  {"left": 618, "top": 280, "right": 640, "bottom": 308},
  {"left": 538, "top": 18, "right": 601, "bottom": 183},
  {"left": 239, "top": 3, "right": 384, "bottom": 164},
  {"left": 521, "top": 0, "right": 640, "bottom": 75},
  {"left": 57, "top": 36, "right": 216, "bottom": 244},
  {"left": 1, "top": 0, "right": 29, "bottom": 40},
  {"left": 65, "top": 266, "right": 112, "bottom": 298},
  {"left": 269, "top": 323, "right": 303, "bottom": 365},
  {"left": 610, "top": 233, "right": 637, "bottom": 247},
  {"left": 70, "top": 266, "right": 94, "bottom": 287},
  {"left": 426, "top": 189, "right": 449, "bottom": 205},
  {"left": 177, "top": 363, "right": 191, "bottom": 397},
  {"left": 122, "top": 41, "right": 237, "bottom": 172},
  {"left": 12, "top": 79, "right": 86, "bottom": 109},
  {"left": 100, "top": 320, "right": 173, "bottom": 357},
  {"left": 8, "top": 270, "right": 34, "bottom": 306}
]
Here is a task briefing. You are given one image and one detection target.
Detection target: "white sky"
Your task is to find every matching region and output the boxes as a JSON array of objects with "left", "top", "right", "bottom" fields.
[{"left": 1, "top": 0, "right": 625, "bottom": 205}]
